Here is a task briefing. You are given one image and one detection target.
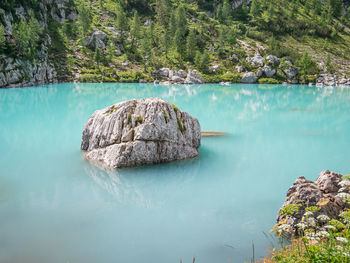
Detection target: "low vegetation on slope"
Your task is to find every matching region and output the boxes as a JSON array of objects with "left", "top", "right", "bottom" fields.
[{"left": 1, "top": 0, "right": 350, "bottom": 83}]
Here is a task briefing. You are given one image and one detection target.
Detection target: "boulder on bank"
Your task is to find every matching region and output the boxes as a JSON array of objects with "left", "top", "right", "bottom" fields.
[
  {"left": 276, "top": 170, "right": 349, "bottom": 235},
  {"left": 241, "top": 72, "right": 257, "bottom": 83},
  {"left": 246, "top": 54, "right": 264, "bottom": 68},
  {"left": 81, "top": 98, "right": 201, "bottom": 168},
  {"left": 184, "top": 70, "right": 204, "bottom": 84},
  {"left": 84, "top": 30, "right": 108, "bottom": 50}
]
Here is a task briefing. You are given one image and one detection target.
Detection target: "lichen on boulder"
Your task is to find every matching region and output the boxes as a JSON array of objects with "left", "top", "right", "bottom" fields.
[{"left": 81, "top": 98, "right": 201, "bottom": 168}]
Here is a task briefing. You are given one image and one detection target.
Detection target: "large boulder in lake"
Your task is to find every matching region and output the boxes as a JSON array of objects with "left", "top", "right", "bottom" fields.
[{"left": 81, "top": 98, "right": 201, "bottom": 168}]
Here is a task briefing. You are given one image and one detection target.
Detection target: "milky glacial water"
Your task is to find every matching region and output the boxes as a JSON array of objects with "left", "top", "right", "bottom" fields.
[{"left": 0, "top": 83, "right": 349, "bottom": 263}]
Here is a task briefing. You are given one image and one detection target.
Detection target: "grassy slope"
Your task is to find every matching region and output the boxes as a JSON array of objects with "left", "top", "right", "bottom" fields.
[{"left": 53, "top": 0, "right": 350, "bottom": 82}]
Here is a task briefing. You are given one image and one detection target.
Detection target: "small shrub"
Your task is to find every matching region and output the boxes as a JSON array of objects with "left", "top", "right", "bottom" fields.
[
  {"left": 117, "top": 71, "right": 145, "bottom": 83},
  {"left": 222, "top": 73, "right": 242, "bottom": 83},
  {"left": 305, "top": 206, "right": 320, "bottom": 213},
  {"left": 135, "top": 116, "right": 143, "bottom": 126},
  {"left": 258, "top": 78, "right": 280, "bottom": 84},
  {"left": 280, "top": 204, "right": 302, "bottom": 216},
  {"left": 329, "top": 219, "right": 346, "bottom": 231}
]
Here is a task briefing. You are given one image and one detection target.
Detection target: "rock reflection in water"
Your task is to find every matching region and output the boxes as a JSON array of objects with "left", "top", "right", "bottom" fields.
[{"left": 85, "top": 158, "right": 202, "bottom": 209}]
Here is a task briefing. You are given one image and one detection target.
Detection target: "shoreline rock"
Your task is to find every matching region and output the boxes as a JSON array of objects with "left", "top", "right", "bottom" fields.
[
  {"left": 81, "top": 98, "right": 201, "bottom": 168},
  {"left": 276, "top": 170, "right": 350, "bottom": 236}
]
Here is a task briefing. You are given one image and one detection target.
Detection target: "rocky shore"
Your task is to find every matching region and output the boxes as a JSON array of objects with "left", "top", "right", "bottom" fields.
[{"left": 275, "top": 170, "right": 350, "bottom": 239}]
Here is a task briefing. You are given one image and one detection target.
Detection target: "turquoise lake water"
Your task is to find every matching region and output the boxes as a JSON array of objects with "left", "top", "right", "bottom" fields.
[{"left": 0, "top": 83, "right": 350, "bottom": 263}]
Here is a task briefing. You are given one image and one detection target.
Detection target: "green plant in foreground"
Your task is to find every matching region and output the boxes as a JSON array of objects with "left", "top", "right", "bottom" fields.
[
  {"left": 280, "top": 204, "right": 302, "bottom": 216},
  {"left": 305, "top": 206, "right": 320, "bottom": 213}
]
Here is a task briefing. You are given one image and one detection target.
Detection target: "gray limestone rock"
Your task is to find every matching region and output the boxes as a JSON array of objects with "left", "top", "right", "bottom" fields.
[
  {"left": 236, "top": 66, "right": 244, "bottom": 73},
  {"left": 184, "top": 70, "right": 204, "bottom": 84},
  {"left": 263, "top": 65, "right": 276, "bottom": 78},
  {"left": 241, "top": 72, "right": 257, "bottom": 83},
  {"left": 81, "top": 98, "right": 201, "bottom": 168},
  {"left": 266, "top": 55, "right": 280, "bottom": 66},
  {"left": 246, "top": 54, "right": 264, "bottom": 68},
  {"left": 84, "top": 30, "right": 108, "bottom": 50}
]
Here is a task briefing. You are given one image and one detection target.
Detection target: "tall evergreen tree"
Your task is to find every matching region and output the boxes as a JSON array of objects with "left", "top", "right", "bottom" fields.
[
  {"left": 0, "top": 24, "right": 5, "bottom": 49},
  {"left": 174, "top": 4, "right": 187, "bottom": 55},
  {"left": 169, "top": 12, "right": 177, "bottom": 39},
  {"left": 217, "top": 28, "right": 226, "bottom": 58},
  {"left": 250, "top": 0, "right": 261, "bottom": 18},
  {"left": 156, "top": 0, "right": 170, "bottom": 26},
  {"left": 216, "top": 4, "right": 223, "bottom": 23},
  {"left": 94, "top": 46, "right": 102, "bottom": 66},
  {"left": 162, "top": 26, "right": 171, "bottom": 57},
  {"left": 14, "top": 12, "right": 41, "bottom": 59},
  {"left": 77, "top": 1, "right": 92, "bottom": 36},
  {"left": 130, "top": 11, "right": 141, "bottom": 47},
  {"left": 141, "top": 29, "right": 152, "bottom": 71},
  {"left": 117, "top": 8, "right": 129, "bottom": 43},
  {"left": 222, "top": 0, "right": 231, "bottom": 22},
  {"left": 186, "top": 28, "right": 196, "bottom": 61},
  {"left": 199, "top": 51, "right": 210, "bottom": 73}
]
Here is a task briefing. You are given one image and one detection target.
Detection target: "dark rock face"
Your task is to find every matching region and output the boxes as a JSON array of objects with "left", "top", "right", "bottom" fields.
[
  {"left": 0, "top": 0, "right": 77, "bottom": 88},
  {"left": 81, "top": 98, "right": 201, "bottom": 168},
  {"left": 276, "top": 170, "right": 348, "bottom": 235}
]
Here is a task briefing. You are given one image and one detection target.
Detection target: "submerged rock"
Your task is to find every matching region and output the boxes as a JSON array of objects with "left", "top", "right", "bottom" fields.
[{"left": 81, "top": 98, "right": 201, "bottom": 168}]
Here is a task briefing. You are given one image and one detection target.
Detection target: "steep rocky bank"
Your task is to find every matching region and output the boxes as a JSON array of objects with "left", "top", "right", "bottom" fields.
[
  {"left": 275, "top": 170, "right": 350, "bottom": 238},
  {"left": 0, "top": 0, "right": 77, "bottom": 88}
]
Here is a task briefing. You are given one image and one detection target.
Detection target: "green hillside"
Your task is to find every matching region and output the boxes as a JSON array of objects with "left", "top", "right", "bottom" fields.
[{"left": 1, "top": 0, "right": 350, "bottom": 85}]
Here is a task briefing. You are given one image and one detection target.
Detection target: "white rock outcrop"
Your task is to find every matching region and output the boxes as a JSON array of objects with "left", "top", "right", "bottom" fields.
[
  {"left": 241, "top": 72, "right": 257, "bottom": 83},
  {"left": 81, "top": 98, "right": 201, "bottom": 168},
  {"left": 84, "top": 30, "right": 108, "bottom": 50},
  {"left": 184, "top": 70, "right": 204, "bottom": 84}
]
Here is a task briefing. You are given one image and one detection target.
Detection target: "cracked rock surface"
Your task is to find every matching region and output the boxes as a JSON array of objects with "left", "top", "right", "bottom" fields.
[{"left": 81, "top": 98, "right": 201, "bottom": 168}]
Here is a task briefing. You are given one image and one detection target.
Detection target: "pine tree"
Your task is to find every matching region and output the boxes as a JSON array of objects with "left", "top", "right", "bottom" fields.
[
  {"left": 227, "top": 28, "right": 237, "bottom": 45},
  {"left": 216, "top": 4, "right": 223, "bottom": 23},
  {"left": 14, "top": 12, "right": 41, "bottom": 59},
  {"left": 0, "top": 24, "right": 5, "bottom": 48},
  {"left": 0, "top": 24, "right": 6, "bottom": 53},
  {"left": 169, "top": 12, "right": 176, "bottom": 40},
  {"left": 329, "top": 0, "right": 343, "bottom": 17},
  {"left": 250, "top": 0, "right": 261, "bottom": 18},
  {"left": 149, "top": 20, "right": 155, "bottom": 46},
  {"left": 94, "top": 46, "right": 102, "bottom": 66},
  {"left": 235, "top": 3, "right": 249, "bottom": 22},
  {"left": 222, "top": 0, "right": 231, "bottom": 22},
  {"left": 141, "top": 29, "right": 152, "bottom": 70},
  {"left": 199, "top": 51, "right": 210, "bottom": 73},
  {"left": 194, "top": 50, "right": 201, "bottom": 68},
  {"left": 77, "top": 1, "right": 92, "bottom": 36},
  {"left": 162, "top": 26, "right": 171, "bottom": 57},
  {"left": 156, "top": 0, "right": 170, "bottom": 26},
  {"left": 117, "top": 8, "right": 129, "bottom": 43},
  {"left": 174, "top": 4, "right": 187, "bottom": 55},
  {"left": 130, "top": 11, "right": 141, "bottom": 47},
  {"left": 298, "top": 51, "right": 313, "bottom": 75},
  {"left": 186, "top": 28, "right": 196, "bottom": 61},
  {"left": 217, "top": 28, "right": 226, "bottom": 58}
]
